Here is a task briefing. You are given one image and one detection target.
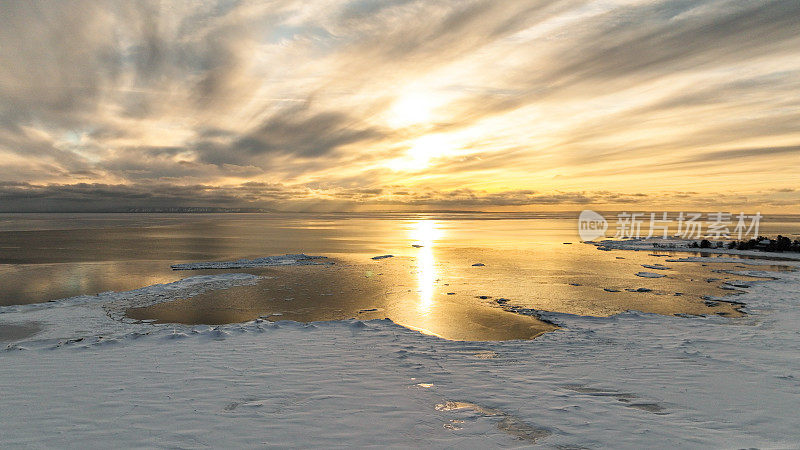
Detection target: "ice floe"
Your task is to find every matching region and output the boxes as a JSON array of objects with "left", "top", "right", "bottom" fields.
[
  {"left": 641, "top": 263, "right": 671, "bottom": 270},
  {"left": 171, "top": 254, "right": 329, "bottom": 270},
  {"left": 635, "top": 271, "right": 666, "bottom": 278},
  {"left": 371, "top": 254, "right": 394, "bottom": 260}
]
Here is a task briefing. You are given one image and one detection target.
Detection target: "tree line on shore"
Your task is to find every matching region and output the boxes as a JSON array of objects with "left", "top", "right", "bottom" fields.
[{"left": 688, "top": 236, "right": 800, "bottom": 252}]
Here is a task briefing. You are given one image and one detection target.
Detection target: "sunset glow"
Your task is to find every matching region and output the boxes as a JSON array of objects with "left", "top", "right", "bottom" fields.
[
  {"left": 0, "top": 1, "right": 798, "bottom": 212},
  {"left": 3, "top": 3, "right": 800, "bottom": 445}
]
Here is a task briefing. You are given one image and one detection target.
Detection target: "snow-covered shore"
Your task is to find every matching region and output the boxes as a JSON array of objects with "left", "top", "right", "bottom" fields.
[
  {"left": 2, "top": 248, "right": 800, "bottom": 448},
  {"left": 594, "top": 238, "right": 800, "bottom": 261}
]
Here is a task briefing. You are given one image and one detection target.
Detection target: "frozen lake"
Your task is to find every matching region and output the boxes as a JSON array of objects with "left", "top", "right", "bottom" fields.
[{"left": 1, "top": 213, "right": 800, "bottom": 447}]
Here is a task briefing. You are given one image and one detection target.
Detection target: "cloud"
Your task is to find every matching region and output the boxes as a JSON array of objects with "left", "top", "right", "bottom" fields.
[
  {"left": 3, "top": 181, "right": 773, "bottom": 212},
  {"left": 200, "top": 102, "right": 386, "bottom": 164},
  {"left": 0, "top": 0, "right": 798, "bottom": 211}
]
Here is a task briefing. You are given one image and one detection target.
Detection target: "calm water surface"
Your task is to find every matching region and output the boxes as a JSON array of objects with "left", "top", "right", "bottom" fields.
[{"left": 0, "top": 212, "right": 797, "bottom": 340}]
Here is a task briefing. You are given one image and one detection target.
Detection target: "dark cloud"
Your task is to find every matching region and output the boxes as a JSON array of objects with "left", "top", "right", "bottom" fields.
[
  {"left": 2, "top": 180, "right": 796, "bottom": 212},
  {"left": 0, "top": 182, "right": 655, "bottom": 212},
  {"left": 226, "top": 104, "right": 384, "bottom": 160}
]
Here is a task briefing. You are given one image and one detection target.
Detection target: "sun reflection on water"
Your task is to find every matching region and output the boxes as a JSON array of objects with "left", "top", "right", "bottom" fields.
[{"left": 410, "top": 220, "right": 440, "bottom": 315}]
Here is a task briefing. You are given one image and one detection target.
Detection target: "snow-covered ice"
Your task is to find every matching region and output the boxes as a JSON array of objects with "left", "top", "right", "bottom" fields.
[
  {"left": 2, "top": 248, "right": 800, "bottom": 447},
  {"left": 595, "top": 238, "right": 800, "bottom": 261},
  {"left": 0, "top": 273, "right": 260, "bottom": 316},
  {"left": 171, "top": 254, "right": 329, "bottom": 270}
]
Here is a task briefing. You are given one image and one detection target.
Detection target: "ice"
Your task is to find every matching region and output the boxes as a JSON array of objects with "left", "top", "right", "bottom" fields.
[
  {"left": 594, "top": 238, "right": 800, "bottom": 260},
  {"left": 171, "top": 254, "right": 329, "bottom": 270},
  {"left": 371, "top": 254, "right": 394, "bottom": 260},
  {"left": 1, "top": 248, "right": 800, "bottom": 447},
  {"left": 642, "top": 264, "right": 671, "bottom": 270},
  {"left": 635, "top": 271, "right": 666, "bottom": 278},
  {"left": 435, "top": 400, "right": 552, "bottom": 442},
  {"left": 0, "top": 273, "right": 260, "bottom": 316}
]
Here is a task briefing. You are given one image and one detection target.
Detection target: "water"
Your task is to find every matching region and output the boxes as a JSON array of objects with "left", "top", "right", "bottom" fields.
[{"left": 1, "top": 212, "right": 798, "bottom": 340}]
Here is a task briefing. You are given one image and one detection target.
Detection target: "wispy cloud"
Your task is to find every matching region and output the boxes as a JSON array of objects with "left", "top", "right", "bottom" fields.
[{"left": 0, "top": 0, "right": 798, "bottom": 211}]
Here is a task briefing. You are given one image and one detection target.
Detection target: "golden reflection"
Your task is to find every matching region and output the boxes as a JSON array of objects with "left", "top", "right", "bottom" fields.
[{"left": 410, "top": 220, "right": 440, "bottom": 315}]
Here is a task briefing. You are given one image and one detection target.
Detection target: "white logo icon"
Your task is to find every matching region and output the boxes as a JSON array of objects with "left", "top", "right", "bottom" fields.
[{"left": 578, "top": 210, "right": 608, "bottom": 241}]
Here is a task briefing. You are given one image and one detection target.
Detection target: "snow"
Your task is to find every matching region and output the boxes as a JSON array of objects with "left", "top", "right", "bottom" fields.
[
  {"left": 171, "top": 254, "right": 329, "bottom": 270},
  {"left": 2, "top": 249, "right": 800, "bottom": 447},
  {"left": 594, "top": 238, "right": 800, "bottom": 261}
]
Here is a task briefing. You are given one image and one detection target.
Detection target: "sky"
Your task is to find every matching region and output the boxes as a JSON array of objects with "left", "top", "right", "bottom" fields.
[{"left": 0, "top": 0, "right": 798, "bottom": 212}]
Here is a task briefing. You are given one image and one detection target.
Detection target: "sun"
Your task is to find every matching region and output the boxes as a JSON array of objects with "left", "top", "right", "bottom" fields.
[
  {"left": 387, "top": 92, "right": 437, "bottom": 128},
  {"left": 386, "top": 133, "right": 453, "bottom": 172}
]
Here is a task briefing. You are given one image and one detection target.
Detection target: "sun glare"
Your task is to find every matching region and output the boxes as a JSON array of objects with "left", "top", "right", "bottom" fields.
[
  {"left": 410, "top": 220, "right": 441, "bottom": 315},
  {"left": 387, "top": 92, "right": 437, "bottom": 128},
  {"left": 386, "top": 134, "right": 454, "bottom": 172},
  {"left": 411, "top": 219, "right": 442, "bottom": 246}
]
